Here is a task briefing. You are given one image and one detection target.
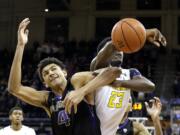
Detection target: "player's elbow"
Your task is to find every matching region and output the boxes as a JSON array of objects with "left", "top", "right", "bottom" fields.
[
  {"left": 8, "top": 82, "right": 21, "bottom": 94},
  {"left": 8, "top": 85, "right": 16, "bottom": 94}
]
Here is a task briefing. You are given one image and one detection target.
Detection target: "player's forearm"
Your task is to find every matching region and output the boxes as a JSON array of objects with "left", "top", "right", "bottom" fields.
[
  {"left": 151, "top": 116, "right": 163, "bottom": 135},
  {"left": 120, "top": 77, "right": 155, "bottom": 92},
  {"left": 91, "top": 41, "right": 116, "bottom": 70},
  {"left": 81, "top": 67, "right": 120, "bottom": 95},
  {"left": 8, "top": 44, "right": 25, "bottom": 92}
]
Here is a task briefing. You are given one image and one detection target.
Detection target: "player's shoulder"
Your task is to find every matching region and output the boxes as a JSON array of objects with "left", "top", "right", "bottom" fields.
[
  {"left": 129, "top": 68, "right": 140, "bottom": 72},
  {"left": 22, "top": 125, "right": 35, "bottom": 132},
  {"left": 0, "top": 126, "right": 11, "bottom": 131},
  {"left": 129, "top": 68, "right": 141, "bottom": 78}
]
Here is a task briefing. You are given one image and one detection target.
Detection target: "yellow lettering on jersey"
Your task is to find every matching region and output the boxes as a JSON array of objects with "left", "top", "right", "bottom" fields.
[
  {"left": 108, "top": 91, "right": 124, "bottom": 108},
  {"left": 113, "top": 87, "right": 127, "bottom": 91}
]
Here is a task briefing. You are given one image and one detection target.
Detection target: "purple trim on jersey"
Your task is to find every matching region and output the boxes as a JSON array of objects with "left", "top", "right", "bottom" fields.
[
  {"left": 54, "top": 96, "right": 62, "bottom": 101},
  {"left": 130, "top": 68, "right": 141, "bottom": 79},
  {"left": 118, "top": 119, "right": 129, "bottom": 130}
]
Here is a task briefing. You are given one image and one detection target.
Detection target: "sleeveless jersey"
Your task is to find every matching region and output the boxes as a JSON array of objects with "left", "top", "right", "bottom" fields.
[
  {"left": 95, "top": 68, "right": 141, "bottom": 135},
  {"left": 116, "top": 119, "right": 134, "bottom": 135},
  {"left": 47, "top": 88, "right": 101, "bottom": 135}
]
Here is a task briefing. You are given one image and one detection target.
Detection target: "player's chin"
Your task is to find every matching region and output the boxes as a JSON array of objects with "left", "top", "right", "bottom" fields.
[
  {"left": 51, "top": 80, "right": 63, "bottom": 87},
  {"left": 15, "top": 119, "right": 21, "bottom": 123}
]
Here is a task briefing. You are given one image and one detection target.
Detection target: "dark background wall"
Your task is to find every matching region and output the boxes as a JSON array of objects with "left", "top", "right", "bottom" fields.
[{"left": 0, "top": 0, "right": 180, "bottom": 50}]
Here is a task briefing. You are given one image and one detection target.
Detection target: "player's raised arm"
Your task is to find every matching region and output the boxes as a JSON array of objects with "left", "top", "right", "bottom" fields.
[
  {"left": 8, "top": 18, "right": 48, "bottom": 109},
  {"left": 145, "top": 97, "right": 163, "bottom": 135},
  {"left": 90, "top": 28, "right": 167, "bottom": 71},
  {"left": 90, "top": 37, "right": 116, "bottom": 71}
]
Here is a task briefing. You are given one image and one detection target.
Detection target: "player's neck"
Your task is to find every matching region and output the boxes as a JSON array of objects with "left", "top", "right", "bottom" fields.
[
  {"left": 53, "top": 82, "right": 67, "bottom": 96},
  {"left": 11, "top": 123, "right": 22, "bottom": 131}
]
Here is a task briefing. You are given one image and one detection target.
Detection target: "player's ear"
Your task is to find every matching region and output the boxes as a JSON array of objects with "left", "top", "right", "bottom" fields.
[
  {"left": 9, "top": 115, "right": 12, "bottom": 121},
  {"left": 45, "top": 84, "right": 49, "bottom": 88},
  {"left": 63, "top": 70, "right": 67, "bottom": 78},
  {"left": 43, "top": 82, "right": 49, "bottom": 88},
  {"left": 22, "top": 115, "right": 24, "bottom": 121}
]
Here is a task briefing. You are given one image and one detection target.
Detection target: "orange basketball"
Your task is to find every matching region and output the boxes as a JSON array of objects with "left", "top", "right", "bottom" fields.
[{"left": 111, "top": 18, "right": 146, "bottom": 53}]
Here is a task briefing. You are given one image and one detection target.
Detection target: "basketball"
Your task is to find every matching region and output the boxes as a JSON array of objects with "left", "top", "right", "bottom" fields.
[{"left": 111, "top": 18, "right": 146, "bottom": 53}]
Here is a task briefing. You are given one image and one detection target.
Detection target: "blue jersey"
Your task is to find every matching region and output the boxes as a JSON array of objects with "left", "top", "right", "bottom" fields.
[{"left": 47, "top": 89, "right": 101, "bottom": 135}]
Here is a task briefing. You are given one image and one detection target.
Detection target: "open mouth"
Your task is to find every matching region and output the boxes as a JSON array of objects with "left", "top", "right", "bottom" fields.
[{"left": 49, "top": 75, "right": 59, "bottom": 82}]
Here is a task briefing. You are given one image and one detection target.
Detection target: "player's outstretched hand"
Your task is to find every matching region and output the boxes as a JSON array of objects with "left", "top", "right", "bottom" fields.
[
  {"left": 63, "top": 90, "right": 85, "bottom": 114},
  {"left": 18, "top": 18, "right": 30, "bottom": 46},
  {"left": 145, "top": 97, "right": 162, "bottom": 119},
  {"left": 146, "top": 28, "right": 167, "bottom": 47}
]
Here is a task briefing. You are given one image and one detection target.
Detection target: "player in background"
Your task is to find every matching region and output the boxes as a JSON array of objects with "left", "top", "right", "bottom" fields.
[
  {"left": 8, "top": 18, "right": 122, "bottom": 135},
  {"left": 0, "top": 106, "right": 36, "bottom": 135},
  {"left": 116, "top": 97, "right": 163, "bottom": 135}
]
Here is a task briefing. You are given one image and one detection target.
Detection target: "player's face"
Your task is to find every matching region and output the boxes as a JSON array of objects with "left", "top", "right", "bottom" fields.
[
  {"left": 42, "top": 64, "right": 67, "bottom": 89},
  {"left": 110, "top": 51, "right": 123, "bottom": 67},
  {"left": 10, "top": 110, "right": 23, "bottom": 124}
]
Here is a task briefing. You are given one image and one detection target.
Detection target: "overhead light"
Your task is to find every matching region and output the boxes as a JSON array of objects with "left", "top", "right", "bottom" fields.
[{"left": 44, "top": 9, "right": 49, "bottom": 12}]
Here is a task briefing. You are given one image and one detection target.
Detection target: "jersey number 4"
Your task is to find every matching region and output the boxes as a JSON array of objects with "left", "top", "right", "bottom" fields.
[
  {"left": 58, "top": 110, "right": 70, "bottom": 126},
  {"left": 108, "top": 91, "right": 124, "bottom": 108}
]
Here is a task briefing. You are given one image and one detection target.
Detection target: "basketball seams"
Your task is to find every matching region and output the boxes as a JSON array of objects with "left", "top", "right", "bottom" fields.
[
  {"left": 112, "top": 22, "right": 126, "bottom": 51},
  {"left": 121, "top": 22, "right": 133, "bottom": 52},
  {"left": 111, "top": 18, "right": 146, "bottom": 53},
  {"left": 123, "top": 20, "right": 142, "bottom": 49},
  {"left": 112, "top": 23, "right": 120, "bottom": 50}
]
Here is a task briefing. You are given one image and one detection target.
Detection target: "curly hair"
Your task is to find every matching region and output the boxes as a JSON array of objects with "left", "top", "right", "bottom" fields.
[{"left": 37, "top": 57, "right": 66, "bottom": 82}]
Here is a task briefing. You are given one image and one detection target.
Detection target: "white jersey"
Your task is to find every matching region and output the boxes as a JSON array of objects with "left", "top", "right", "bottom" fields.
[
  {"left": 0, "top": 125, "right": 36, "bottom": 135},
  {"left": 95, "top": 69, "right": 132, "bottom": 135}
]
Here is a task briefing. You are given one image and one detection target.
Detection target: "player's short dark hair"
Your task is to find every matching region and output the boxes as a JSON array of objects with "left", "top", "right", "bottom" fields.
[
  {"left": 9, "top": 106, "right": 23, "bottom": 116},
  {"left": 37, "top": 57, "right": 66, "bottom": 82},
  {"left": 97, "top": 37, "right": 111, "bottom": 53}
]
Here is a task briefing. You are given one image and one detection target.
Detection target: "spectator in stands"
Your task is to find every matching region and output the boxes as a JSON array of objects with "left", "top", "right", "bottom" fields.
[
  {"left": 173, "top": 75, "right": 180, "bottom": 98},
  {"left": 37, "top": 122, "right": 51, "bottom": 135},
  {"left": 0, "top": 106, "right": 36, "bottom": 135}
]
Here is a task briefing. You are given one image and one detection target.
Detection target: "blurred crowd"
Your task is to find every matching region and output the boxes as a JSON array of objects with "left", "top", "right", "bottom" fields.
[{"left": 173, "top": 50, "right": 180, "bottom": 98}]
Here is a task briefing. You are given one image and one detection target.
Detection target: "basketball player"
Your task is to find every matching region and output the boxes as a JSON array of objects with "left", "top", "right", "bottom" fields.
[
  {"left": 90, "top": 30, "right": 166, "bottom": 135},
  {"left": 8, "top": 18, "right": 121, "bottom": 135},
  {"left": 64, "top": 29, "right": 166, "bottom": 135},
  {"left": 0, "top": 106, "right": 36, "bottom": 135},
  {"left": 116, "top": 97, "right": 163, "bottom": 135},
  {"left": 64, "top": 51, "right": 154, "bottom": 135}
]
